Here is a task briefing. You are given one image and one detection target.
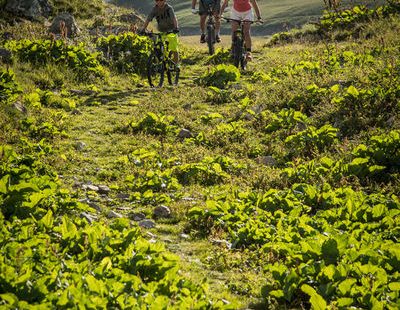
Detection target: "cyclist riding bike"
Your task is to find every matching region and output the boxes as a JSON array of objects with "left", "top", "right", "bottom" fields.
[
  {"left": 220, "top": 0, "right": 262, "bottom": 61},
  {"left": 192, "top": 0, "right": 222, "bottom": 43},
  {"left": 140, "top": 0, "right": 180, "bottom": 65}
]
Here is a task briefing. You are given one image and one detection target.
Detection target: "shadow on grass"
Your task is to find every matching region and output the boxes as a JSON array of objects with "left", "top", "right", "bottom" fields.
[{"left": 81, "top": 88, "right": 151, "bottom": 106}]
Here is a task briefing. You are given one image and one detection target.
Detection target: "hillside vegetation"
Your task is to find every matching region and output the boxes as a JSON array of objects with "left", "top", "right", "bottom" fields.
[
  {"left": 1, "top": 0, "right": 400, "bottom": 309},
  {"left": 113, "top": 0, "right": 385, "bottom": 35}
]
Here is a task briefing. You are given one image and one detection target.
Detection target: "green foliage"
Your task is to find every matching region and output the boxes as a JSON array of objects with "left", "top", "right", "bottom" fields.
[
  {"left": 197, "top": 64, "right": 240, "bottom": 89},
  {"left": 319, "top": 2, "right": 400, "bottom": 32},
  {"left": 0, "top": 69, "right": 21, "bottom": 102},
  {"left": 188, "top": 184, "right": 400, "bottom": 308},
  {"left": 51, "top": 0, "right": 104, "bottom": 18},
  {"left": 128, "top": 112, "right": 177, "bottom": 136},
  {"left": 206, "top": 86, "right": 234, "bottom": 104},
  {"left": 266, "top": 1, "right": 400, "bottom": 46},
  {"left": 37, "top": 89, "right": 76, "bottom": 111},
  {"left": 174, "top": 156, "right": 245, "bottom": 186},
  {"left": 5, "top": 39, "right": 105, "bottom": 80},
  {"left": 96, "top": 32, "right": 151, "bottom": 75},
  {"left": 264, "top": 108, "right": 308, "bottom": 133},
  {"left": 283, "top": 131, "right": 400, "bottom": 185},
  {"left": 0, "top": 145, "right": 219, "bottom": 309},
  {"left": 284, "top": 124, "right": 339, "bottom": 158},
  {"left": 267, "top": 32, "right": 294, "bottom": 46},
  {"left": 205, "top": 48, "right": 232, "bottom": 65},
  {"left": 1, "top": 1, "right": 400, "bottom": 308}
]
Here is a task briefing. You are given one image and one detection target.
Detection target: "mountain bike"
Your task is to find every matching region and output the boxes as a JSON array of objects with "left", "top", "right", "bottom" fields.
[
  {"left": 222, "top": 17, "right": 263, "bottom": 70},
  {"left": 141, "top": 30, "right": 180, "bottom": 87},
  {"left": 194, "top": 3, "right": 218, "bottom": 55}
]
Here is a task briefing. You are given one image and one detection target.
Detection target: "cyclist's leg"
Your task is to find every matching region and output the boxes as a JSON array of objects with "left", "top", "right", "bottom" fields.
[
  {"left": 200, "top": 14, "right": 207, "bottom": 34},
  {"left": 199, "top": 1, "right": 207, "bottom": 42},
  {"left": 200, "top": 15, "right": 207, "bottom": 42},
  {"left": 214, "top": 0, "right": 221, "bottom": 41},
  {"left": 230, "top": 8, "right": 241, "bottom": 51},
  {"left": 241, "top": 9, "right": 254, "bottom": 59},
  {"left": 243, "top": 22, "right": 252, "bottom": 52}
]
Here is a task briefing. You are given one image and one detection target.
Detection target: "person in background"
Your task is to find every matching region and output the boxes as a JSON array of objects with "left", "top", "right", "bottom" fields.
[
  {"left": 220, "top": 0, "right": 262, "bottom": 60},
  {"left": 191, "top": 0, "right": 222, "bottom": 43},
  {"left": 140, "top": 0, "right": 180, "bottom": 65}
]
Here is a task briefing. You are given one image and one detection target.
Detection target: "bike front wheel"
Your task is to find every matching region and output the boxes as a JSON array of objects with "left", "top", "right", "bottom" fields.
[
  {"left": 147, "top": 53, "right": 165, "bottom": 87},
  {"left": 232, "top": 36, "right": 243, "bottom": 68},
  {"left": 207, "top": 26, "right": 215, "bottom": 55},
  {"left": 166, "top": 51, "right": 180, "bottom": 86}
]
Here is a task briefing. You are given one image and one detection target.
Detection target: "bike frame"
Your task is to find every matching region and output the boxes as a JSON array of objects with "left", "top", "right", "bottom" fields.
[
  {"left": 198, "top": 1, "right": 217, "bottom": 55},
  {"left": 149, "top": 33, "right": 170, "bottom": 62},
  {"left": 222, "top": 17, "right": 261, "bottom": 70},
  {"left": 144, "top": 31, "right": 180, "bottom": 87}
]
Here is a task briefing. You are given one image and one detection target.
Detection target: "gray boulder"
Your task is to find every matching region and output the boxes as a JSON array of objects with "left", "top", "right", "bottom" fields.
[
  {"left": 5, "top": 0, "right": 52, "bottom": 19},
  {"left": 0, "top": 48, "right": 12, "bottom": 64},
  {"left": 118, "top": 13, "right": 144, "bottom": 24},
  {"left": 49, "top": 13, "right": 80, "bottom": 37}
]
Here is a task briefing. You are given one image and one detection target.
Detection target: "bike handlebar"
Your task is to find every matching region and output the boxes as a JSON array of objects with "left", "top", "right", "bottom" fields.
[
  {"left": 138, "top": 29, "right": 179, "bottom": 37},
  {"left": 221, "top": 16, "right": 264, "bottom": 24}
]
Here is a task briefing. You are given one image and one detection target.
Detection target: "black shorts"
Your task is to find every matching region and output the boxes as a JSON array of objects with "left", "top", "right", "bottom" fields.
[{"left": 199, "top": 0, "right": 221, "bottom": 15}]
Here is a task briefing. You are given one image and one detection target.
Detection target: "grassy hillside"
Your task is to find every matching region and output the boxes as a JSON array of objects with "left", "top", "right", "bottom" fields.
[
  {"left": 1, "top": 0, "right": 400, "bottom": 308},
  {"left": 113, "top": 0, "right": 385, "bottom": 35}
]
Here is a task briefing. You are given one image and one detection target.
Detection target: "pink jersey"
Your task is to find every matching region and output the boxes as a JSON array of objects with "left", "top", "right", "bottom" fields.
[{"left": 233, "top": 0, "right": 252, "bottom": 12}]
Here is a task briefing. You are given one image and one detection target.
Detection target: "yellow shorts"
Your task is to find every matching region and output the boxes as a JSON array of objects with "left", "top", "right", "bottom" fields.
[{"left": 163, "top": 33, "right": 179, "bottom": 52}]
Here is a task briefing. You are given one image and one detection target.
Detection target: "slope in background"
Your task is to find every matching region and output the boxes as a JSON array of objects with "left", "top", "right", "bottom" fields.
[{"left": 110, "top": 0, "right": 383, "bottom": 35}]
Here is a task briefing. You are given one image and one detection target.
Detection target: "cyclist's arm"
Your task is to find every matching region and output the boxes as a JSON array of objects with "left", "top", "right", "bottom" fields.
[
  {"left": 141, "top": 8, "right": 155, "bottom": 32},
  {"left": 250, "top": 0, "right": 262, "bottom": 20},
  {"left": 141, "top": 20, "right": 151, "bottom": 32},
  {"left": 173, "top": 16, "right": 179, "bottom": 30},
  {"left": 220, "top": 0, "right": 229, "bottom": 16},
  {"left": 191, "top": 0, "right": 197, "bottom": 10}
]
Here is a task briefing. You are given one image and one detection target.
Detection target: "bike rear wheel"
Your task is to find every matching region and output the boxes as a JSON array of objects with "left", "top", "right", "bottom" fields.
[
  {"left": 240, "top": 52, "right": 247, "bottom": 70},
  {"left": 232, "top": 36, "right": 243, "bottom": 68},
  {"left": 147, "top": 53, "right": 164, "bottom": 87},
  {"left": 207, "top": 25, "right": 215, "bottom": 55},
  {"left": 166, "top": 52, "right": 180, "bottom": 86}
]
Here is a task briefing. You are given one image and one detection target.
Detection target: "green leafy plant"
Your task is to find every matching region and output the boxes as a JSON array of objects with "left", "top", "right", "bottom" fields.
[
  {"left": 174, "top": 156, "right": 245, "bottom": 185},
  {"left": 285, "top": 124, "right": 339, "bottom": 158},
  {"left": 96, "top": 32, "right": 151, "bottom": 75},
  {"left": 196, "top": 64, "right": 240, "bottom": 89},
  {"left": 128, "top": 112, "right": 177, "bottom": 136},
  {"left": 0, "top": 69, "right": 21, "bottom": 102},
  {"left": 5, "top": 39, "right": 105, "bottom": 80}
]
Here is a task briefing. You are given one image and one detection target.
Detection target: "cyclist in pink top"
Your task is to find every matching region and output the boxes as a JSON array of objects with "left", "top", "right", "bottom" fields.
[{"left": 220, "top": 0, "right": 262, "bottom": 60}]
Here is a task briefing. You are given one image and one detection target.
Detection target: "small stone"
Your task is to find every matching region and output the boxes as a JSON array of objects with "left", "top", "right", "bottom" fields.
[
  {"left": 130, "top": 212, "right": 146, "bottom": 221},
  {"left": 116, "top": 193, "right": 130, "bottom": 200},
  {"left": 13, "top": 101, "right": 27, "bottom": 113},
  {"left": 256, "top": 156, "right": 277, "bottom": 167},
  {"left": 80, "top": 212, "right": 97, "bottom": 224},
  {"left": 85, "top": 184, "right": 99, "bottom": 192},
  {"left": 138, "top": 219, "right": 156, "bottom": 229},
  {"left": 183, "top": 103, "right": 192, "bottom": 110},
  {"left": 178, "top": 128, "right": 193, "bottom": 139},
  {"left": 98, "top": 185, "right": 111, "bottom": 195},
  {"left": 211, "top": 239, "right": 232, "bottom": 249},
  {"left": 180, "top": 233, "right": 190, "bottom": 239},
  {"left": 153, "top": 205, "right": 171, "bottom": 218},
  {"left": 88, "top": 201, "right": 101, "bottom": 211},
  {"left": 75, "top": 141, "right": 86, "bottom": 151},
  {"left": 107, "top": 210, "right": 123, "bottom": 218}
]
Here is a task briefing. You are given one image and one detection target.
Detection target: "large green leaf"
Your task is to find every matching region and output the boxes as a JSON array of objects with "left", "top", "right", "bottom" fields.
[
  {"left": 301, "top": 284, "right": 327, "bottom": 310},
  {"left": 322, "top": 238, "right": 339, "bottom": 265}
]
